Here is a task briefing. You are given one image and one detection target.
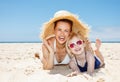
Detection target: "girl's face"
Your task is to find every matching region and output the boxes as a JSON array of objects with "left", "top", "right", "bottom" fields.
[
  {"left": 54, "top": 21, "right": 71, "bottom": 44},
  {"left": 68, "top": 36, "right": 85, "bottom": 55}
]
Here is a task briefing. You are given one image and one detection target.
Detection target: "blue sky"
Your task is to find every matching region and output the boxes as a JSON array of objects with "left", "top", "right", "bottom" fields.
[{"left": 0, "top": 0, "right": 120, "bottom": 42}]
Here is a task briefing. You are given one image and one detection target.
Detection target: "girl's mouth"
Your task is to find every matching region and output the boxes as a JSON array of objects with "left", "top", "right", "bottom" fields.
[{"left": 75, "top": 48, "right": 81, "bottom": 52}]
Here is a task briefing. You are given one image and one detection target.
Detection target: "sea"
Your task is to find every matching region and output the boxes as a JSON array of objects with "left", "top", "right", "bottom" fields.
[
  {"left": 0, "top": 41, "right": 42, "bottom": 43},
  {"left": 0, "top": 41, "right": 120, "bottom": 43}
]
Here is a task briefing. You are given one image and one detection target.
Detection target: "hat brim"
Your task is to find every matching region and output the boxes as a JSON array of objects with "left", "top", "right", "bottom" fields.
[{"left": 41, "top": 11, "right": 89, "bottom": 40}]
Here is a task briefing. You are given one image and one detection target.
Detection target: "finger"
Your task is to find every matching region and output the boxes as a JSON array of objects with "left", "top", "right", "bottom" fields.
[
  {"left": 43, "top": 40, "right": 49, "bottom": 48},
  {"left": 43, "top": 40, "right": 53, "bottom": 52}
]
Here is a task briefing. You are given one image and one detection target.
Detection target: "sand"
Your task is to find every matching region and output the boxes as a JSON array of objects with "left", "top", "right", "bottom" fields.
[{"left": 0, "top": 43, "right": 120, "bottom": 82}]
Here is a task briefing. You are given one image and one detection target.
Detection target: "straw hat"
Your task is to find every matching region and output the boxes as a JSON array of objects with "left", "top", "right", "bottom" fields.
[{"left": 41, "top": 10, "right": 89, "bottom": 40}]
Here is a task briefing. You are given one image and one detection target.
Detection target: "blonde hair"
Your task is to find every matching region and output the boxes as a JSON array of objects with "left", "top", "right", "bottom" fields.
[{"left": 66, "top": 32, "right": 92, "bottom": 57}]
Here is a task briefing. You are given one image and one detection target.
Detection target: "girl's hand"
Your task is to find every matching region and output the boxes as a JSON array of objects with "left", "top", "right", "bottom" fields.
[
  {"left": 67, "top": 71, "right": 78, "bottom": 77},
  {"left": 85, "top": 38, "right": 94, "bottom": 54}
]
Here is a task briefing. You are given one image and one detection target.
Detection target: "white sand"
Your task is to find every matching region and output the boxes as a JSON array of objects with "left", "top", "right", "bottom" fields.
[{"left": 0, "top": 43, "right": 120, "bottom": 82}]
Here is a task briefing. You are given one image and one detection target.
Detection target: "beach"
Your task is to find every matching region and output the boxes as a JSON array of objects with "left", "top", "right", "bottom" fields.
[{"left": 0, "top": 43, "right": 120, "bottom": 82}]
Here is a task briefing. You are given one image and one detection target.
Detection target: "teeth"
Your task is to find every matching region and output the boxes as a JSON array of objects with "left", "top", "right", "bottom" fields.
[
  {"left": 75, "top": 48, "right": 81, "bottom": 52},
  {"left": 59, "top": 36, "right": 65, "bottom": 41},
  {"left": 60, "top": 36, "right": 64, "bottom": 39}
]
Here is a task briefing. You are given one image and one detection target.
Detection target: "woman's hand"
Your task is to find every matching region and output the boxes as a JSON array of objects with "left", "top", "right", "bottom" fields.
[
  {"left": 43, "top": 40, "right": 54, "bottom": 53},
  {"left": 42, "top": 39, "right": 54, "bottom": 69}
]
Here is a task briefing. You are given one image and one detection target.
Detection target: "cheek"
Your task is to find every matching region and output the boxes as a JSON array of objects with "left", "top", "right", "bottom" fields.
[
  {"left": 54, "top": 30, "right": 60, "bottom": 35},
  {"left": 68, "top": 46, "right": 72, "bottom": 50},
  {"left": 65, "top": 32, "right": 70, "bottom": 37},
  {"left": 70, "top": 48, "right": 75, "bottom": 53},
  {"left": 82, "top": 44, "right": 85, "bottom": 48},
  {"left": 80, "top": 45, "right": 85, "bottom": 51}
]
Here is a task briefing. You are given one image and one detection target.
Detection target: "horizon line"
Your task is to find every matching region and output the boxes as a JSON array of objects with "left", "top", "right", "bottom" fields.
[{"left": 0, "top": 41, "right": 120, "bottom": 43}]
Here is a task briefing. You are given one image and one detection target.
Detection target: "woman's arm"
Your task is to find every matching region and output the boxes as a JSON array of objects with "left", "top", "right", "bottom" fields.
[{"left": 41, "top": 39, "right": 54, "bottom": 70}]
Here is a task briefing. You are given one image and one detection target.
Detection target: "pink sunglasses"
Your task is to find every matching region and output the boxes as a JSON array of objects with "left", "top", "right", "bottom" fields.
[{"left": 69, "top": 40, "right": 84, "bottom": 48}]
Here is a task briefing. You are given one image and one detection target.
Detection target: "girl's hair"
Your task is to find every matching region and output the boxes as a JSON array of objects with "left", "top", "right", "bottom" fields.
[
  {"left": 67, "top": 32, "right": 84, "bottom": 41},
  {"left": 66, "top": 32, "right": 83, "bottom": 57},
  {"left": 66, "top": 32, "right": 92, "bottom": 57}
]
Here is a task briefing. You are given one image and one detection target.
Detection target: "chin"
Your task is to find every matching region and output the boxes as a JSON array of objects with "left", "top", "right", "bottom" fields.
[
  {"left": 74, "top": 51, "right": 82, "bottom": 55},
  {"left": 58, "top": 40, "right": 66, "bottom": 44},
  {"left": 59, "top": 41, "right": 66, "bottom": 44}
]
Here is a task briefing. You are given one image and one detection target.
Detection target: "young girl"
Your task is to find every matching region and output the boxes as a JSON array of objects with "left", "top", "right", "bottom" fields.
[{"left": 66, "top": 32, "right": 104, "bottom": 76}]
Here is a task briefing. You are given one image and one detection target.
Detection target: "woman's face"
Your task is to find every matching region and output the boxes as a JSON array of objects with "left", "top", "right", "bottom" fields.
[
  {"left": 54, "top": 21, "right": 71, "bottom": 44},
  {"left": 68, "top": 36, "right": 85, "bottom": 55}
]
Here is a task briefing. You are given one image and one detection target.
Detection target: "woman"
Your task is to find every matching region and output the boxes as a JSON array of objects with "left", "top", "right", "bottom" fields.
[{"left": 40, "top": 10, "right": 89, "bottom": 70}]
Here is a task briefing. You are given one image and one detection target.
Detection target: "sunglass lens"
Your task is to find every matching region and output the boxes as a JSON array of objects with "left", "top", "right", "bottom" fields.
[
  {"left": 70, "top": 43, "right": 74, "bottom": 48},
  {"left": 77, "top": 40, "right": 82, "bottom": 45}
]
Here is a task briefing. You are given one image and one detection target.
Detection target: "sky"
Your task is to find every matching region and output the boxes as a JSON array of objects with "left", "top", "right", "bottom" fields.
[{"left": 0, "top": 0, "right": 120, "bottom": 42}]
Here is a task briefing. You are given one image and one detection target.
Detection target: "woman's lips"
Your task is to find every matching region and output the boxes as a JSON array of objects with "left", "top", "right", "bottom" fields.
[{"left": 58, "top": 36, "right": 65, "bottom": 41}]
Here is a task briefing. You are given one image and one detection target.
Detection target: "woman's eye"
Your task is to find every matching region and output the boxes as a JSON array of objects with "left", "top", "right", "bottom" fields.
[
  {"left": 58, "top": 28, "right": 61, "bottom": 31},
  {"left": 65, "top": 30, "right": 69, "bottom": 32}
]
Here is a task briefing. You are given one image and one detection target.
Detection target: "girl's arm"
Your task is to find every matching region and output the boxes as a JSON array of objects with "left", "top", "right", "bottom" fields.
[
  {"left": 86, "top": 51, "right": 95, "bottom": 76},
  {"left": 67, "top": 57, "right": 81, "bottom": 76}
]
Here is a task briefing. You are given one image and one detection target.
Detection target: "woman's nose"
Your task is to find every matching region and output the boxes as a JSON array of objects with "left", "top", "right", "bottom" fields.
[{"left": 60, "top": 31, "right": 65, "bottom": 35}]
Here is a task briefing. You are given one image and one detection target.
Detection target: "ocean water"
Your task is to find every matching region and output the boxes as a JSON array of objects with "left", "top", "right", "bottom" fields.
[
  {"left": 0, "top": 41, "right": 120, "bottom": 43},
  {"left": 91, "top": 41, "right": 120, "bottom": 43},
  {"left": 0, "top": 41, "right": 42, "bottom": 43}
]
